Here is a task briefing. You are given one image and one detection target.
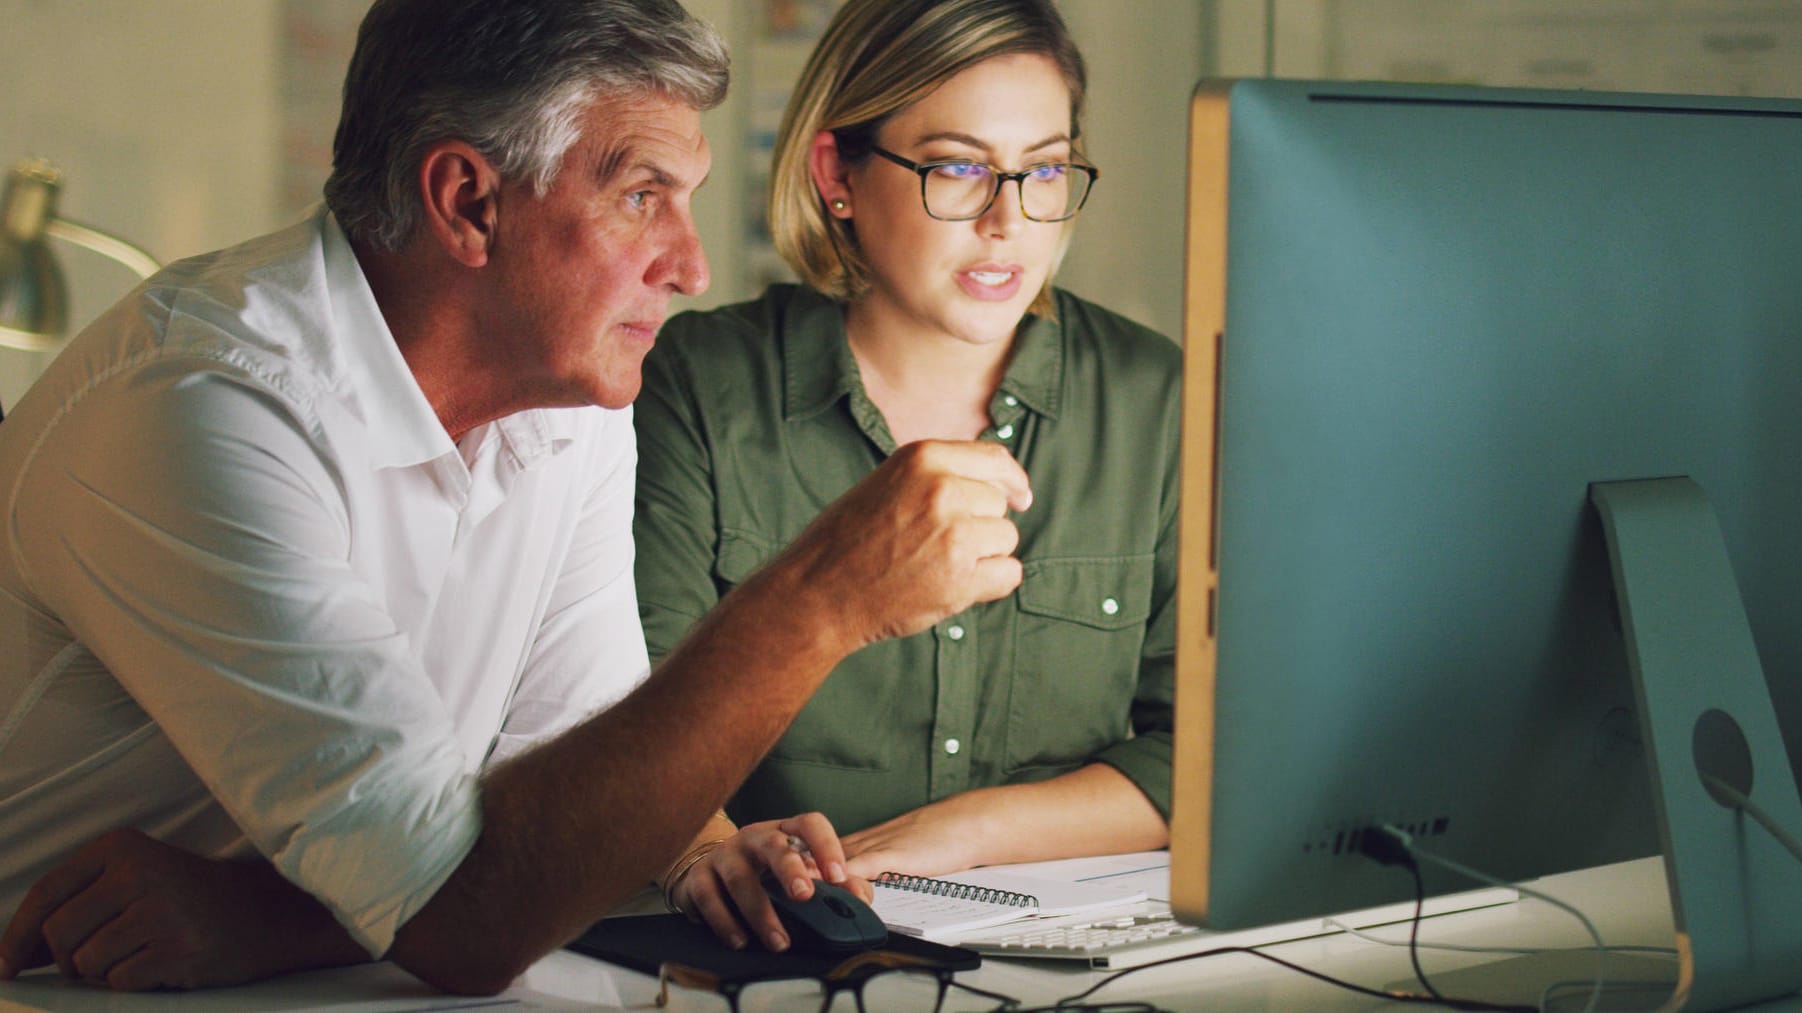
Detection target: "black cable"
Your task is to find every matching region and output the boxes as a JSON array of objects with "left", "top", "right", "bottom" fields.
[
  {"left": 1031, "top": 943, "right": 1533, "bottom": 1012},
  {"left": 1402, "top": 852, "right": 1445, "bottom": 1002},
  {"left": 995, "top": 823, "right": 1540, "bottom": 1012},
  {"left": 1355, "top": 824, "right": 1451, "bottom": 1002}
]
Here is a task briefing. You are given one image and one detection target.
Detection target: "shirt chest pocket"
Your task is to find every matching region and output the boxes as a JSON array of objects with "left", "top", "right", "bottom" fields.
[
  {"left": 714, "top": 529, "right": 775, "bottom": 591},
  {"left": 1005, "top": 555, "right": 1155, "bottom": 774}
]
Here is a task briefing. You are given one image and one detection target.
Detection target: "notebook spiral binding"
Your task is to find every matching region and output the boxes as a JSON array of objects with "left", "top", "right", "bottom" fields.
[{"left": 875, "top": 872, "right": 1038, "bottom": 909}]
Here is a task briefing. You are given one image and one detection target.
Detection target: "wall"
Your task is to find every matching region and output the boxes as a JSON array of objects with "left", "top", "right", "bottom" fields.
[
  {"left": 1057, "top": 4, "right": 1207, "bottom": 336},
  {"left": 1267, "top": 0, "right": 1802, "bottom": 93},
  {"left": 0, "top": 1, "right": 282, "bottom": 410}
]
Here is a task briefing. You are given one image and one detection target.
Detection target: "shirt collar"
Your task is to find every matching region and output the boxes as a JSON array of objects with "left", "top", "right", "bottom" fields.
[
  {"left": 463, "top": 406, "right": 587, "bottom": 473},
  {"left": 320, "top": 211, "right": 579, "bottom": 472},
  {"left": 780, "top": 285, "right": 1065, "bottom": 423},
  {"left": 782, "top": 287, "right": 861, "bottom": 422},
  {"left": 321, "top": 212, "right": 453, "bottom": 470},
  {"left": 998, "top": 307, "right": 1064, "bottom": 420}
]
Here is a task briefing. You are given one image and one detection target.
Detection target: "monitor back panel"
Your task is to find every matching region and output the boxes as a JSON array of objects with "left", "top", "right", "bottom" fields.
[{"left": 1171, "top": 79, "right": 1802, "bottom": 928}]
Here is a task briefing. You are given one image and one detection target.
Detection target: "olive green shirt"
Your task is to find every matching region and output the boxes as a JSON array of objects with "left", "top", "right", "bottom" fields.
[{"left": 634, "top": 284, "right": 1180, "bottom": 834}]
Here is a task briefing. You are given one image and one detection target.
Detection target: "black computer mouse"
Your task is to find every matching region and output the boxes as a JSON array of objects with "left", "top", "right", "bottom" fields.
[{"left": 762, "top": 877, "right": 889, "bottom": 954}]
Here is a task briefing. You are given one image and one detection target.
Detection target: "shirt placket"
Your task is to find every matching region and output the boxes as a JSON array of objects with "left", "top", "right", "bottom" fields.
[
  {"left": 928, "top": 612, "right": 980, "bottom": 799},
  {"left": 986, "top": 391, "right": 1027, "bottom": 448},
  {"left": 923, "top": 390, "right": 1030, "bottom": 798}
]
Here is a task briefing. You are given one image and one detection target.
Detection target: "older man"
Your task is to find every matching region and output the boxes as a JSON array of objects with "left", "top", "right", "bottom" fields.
[{"left": 0, "top": 0, "right": 1028, "bottom": 995}]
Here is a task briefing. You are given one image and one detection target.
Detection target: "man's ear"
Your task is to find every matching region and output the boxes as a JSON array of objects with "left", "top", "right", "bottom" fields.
[
  {"left": 808, "top": 130, "right": 855, "bottom": 219},
  {"left": 418, "top": 141, "right": 499, "bottom": 267}
]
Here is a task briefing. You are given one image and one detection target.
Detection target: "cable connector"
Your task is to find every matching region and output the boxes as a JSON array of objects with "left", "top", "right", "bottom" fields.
[{"left": 1357, "top": 823, "right": 1417, "bottom": 868}]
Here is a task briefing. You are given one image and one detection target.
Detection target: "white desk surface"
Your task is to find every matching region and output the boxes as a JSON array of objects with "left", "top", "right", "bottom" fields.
[{"left": 0, "top": 855, "right": 1772, "bottom": 1012}]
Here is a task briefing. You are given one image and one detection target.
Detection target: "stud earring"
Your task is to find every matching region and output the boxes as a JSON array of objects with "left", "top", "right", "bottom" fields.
[{"left": 830, "top": 199, "right": 848, "bottom": 212}]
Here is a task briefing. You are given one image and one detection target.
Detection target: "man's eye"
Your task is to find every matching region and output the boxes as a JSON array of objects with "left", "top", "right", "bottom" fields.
[
  {"left": 930, "top": 162, "right": 990, "bottom": 181},
  {"left": 627, "top": 191, "right": 654, "bottom": 210}
]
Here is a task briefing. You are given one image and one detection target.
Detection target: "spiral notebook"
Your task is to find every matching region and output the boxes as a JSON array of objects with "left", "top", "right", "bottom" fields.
[{"left": 871, "top": 868, "right": 1147, "bottom": 941}]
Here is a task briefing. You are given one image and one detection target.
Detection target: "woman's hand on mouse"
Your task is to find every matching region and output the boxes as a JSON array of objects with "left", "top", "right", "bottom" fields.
[{"left": 667, "top": 812, "right": 872, "bottom": 951}]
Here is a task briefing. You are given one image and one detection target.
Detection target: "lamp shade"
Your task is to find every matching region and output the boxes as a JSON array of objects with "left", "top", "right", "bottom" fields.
[
  {"left": 0, "top": 158, "right": 158, "bottom": 353},
  {"left": 0, "top": 160, "right": 70, "bottom": 352}
]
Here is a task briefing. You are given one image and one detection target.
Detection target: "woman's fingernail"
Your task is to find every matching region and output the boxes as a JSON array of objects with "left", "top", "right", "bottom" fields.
[
  {"left": 791, "top": 877, "right": 810, "bottom": 897},
  {"left": 828, "top": 862, "right": 847, "bottom": 883},
  {"left": 727, "top": 933, "right": 746, "bottom": 950},
  {"left": 767, "top": 931, "right": 789, "bottom": 952}
]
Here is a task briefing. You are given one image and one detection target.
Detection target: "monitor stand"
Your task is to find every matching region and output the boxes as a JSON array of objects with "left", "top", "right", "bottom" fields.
[{"left": 1589, "top": 477, "right": 1802, "bottom": 1011}]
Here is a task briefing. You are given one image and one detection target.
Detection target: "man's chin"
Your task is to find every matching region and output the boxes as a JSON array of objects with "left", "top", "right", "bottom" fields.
[{"left": 590, "top": 377, "right": 643, "bottom": 411}]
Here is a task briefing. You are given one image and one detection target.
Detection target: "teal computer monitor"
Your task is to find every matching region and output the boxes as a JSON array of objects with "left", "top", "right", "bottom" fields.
[{"left": 1169, "top": 79, "right": 1802, "bottom": 1008}]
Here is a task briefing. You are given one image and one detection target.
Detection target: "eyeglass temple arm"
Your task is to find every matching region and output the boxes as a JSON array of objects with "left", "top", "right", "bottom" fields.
[{"left": 825, "top": 949, "right": 940, "bottom": 979}]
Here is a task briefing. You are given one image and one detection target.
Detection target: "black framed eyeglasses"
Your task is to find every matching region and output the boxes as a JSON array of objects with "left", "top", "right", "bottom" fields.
[
  {"left": 869, "top": 144, "right": 1098, "bottom": 223},
  {"left": 656, "top": 950, "right": 1020, "bottom": 1012}
]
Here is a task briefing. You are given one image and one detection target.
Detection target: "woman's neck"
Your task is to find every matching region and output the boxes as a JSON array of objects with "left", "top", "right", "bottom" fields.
[{"left": 844, "top": 302, "right": 1016, "bottom": 446}]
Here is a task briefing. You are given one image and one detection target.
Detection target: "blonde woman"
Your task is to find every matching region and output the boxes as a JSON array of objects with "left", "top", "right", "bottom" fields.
[{"left": 642, "top": 0, "right": 1178, "bottom": 951}]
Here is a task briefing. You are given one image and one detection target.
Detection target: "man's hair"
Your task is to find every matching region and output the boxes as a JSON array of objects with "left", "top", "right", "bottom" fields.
[
  {"left": 324, "top": 0, "right": 729, "bottom": 252},
  {"left": 768, "top": 0, "right": 1086, "bottom": 317}
]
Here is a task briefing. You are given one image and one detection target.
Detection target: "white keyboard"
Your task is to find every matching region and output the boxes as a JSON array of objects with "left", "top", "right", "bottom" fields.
[{"left": 959, "top": 911, "right": 1213, "bottom": 968}]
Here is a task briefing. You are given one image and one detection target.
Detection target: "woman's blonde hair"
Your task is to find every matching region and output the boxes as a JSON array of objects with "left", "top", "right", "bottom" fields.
[{"left": 768, "top": 0, "right": 1087, "bottom": 318}]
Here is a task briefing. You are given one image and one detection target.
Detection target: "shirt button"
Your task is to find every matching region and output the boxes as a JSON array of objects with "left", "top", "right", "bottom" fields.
[
  {"left": 944, "top": 738, "right": 962, "bottom": 755},
  {"left": 1101, "top": 597, "right": 1120, "bottom": 616},
  {"left": 947, "top": 624, "right": 966, "bottom": 641},
  {"left": 1003, "top": 395, "right": 1019, "bottom": 407},
  {"left": 996, "top": 424, "right": 1015, "bottom": 440}
]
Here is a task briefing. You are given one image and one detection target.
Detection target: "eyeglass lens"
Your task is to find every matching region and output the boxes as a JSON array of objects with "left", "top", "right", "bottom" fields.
[{"left": 922, "top": 162, "right": 1092, "bottom": 221}]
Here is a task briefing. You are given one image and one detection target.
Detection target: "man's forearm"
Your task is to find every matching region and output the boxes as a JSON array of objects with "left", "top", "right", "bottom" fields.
[{"left": 389, "top": 439, "right": 1030, "bottom": 995}]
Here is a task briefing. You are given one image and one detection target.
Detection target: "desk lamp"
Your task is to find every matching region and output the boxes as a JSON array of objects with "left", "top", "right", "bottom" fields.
[{"left": 1, "top": 157, "right": 160, "bottom": 354}]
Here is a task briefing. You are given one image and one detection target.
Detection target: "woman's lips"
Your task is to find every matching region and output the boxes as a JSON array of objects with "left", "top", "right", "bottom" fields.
[{"left": 957, "top": 265, "right": 1022, "bottom": 301}]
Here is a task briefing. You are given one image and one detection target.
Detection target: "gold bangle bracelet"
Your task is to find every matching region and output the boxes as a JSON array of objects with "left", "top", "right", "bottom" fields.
[{"left": 659, "top": 839, "right": 727, "bottom": 914}]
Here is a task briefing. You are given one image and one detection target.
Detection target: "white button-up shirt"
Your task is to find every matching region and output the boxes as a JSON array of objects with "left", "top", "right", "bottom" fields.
[{"left": 0, "top": 211, "right": 650, "bottom": 955}]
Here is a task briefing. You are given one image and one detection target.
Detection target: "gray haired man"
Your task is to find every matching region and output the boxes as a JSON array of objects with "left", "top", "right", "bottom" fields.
[{"left": 0, "top": 0, "right": 1028, "bottom": 994}]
